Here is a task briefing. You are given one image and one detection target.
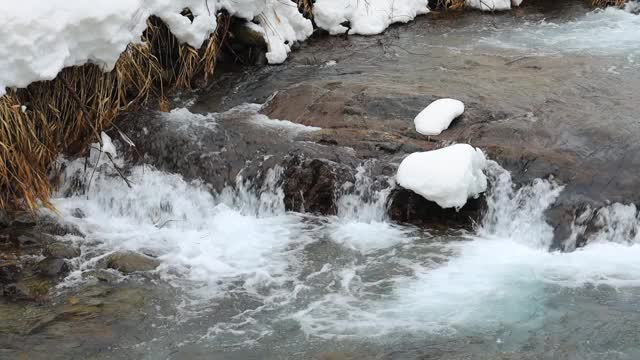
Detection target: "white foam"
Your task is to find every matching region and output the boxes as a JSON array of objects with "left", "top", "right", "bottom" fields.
[
  {"left": 292, "top": 162, "right": 640, "bottom": 339},
  {"left": 53, "top": 163, "right": 309, "bottom": 299},
  {"left": 328, "top": 164, "right": 414, "bottom": 253},
  {"left": 249, "top": 113, "right": 321, "bottom": 133}
]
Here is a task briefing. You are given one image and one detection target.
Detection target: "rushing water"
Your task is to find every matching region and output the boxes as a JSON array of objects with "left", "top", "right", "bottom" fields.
[
  {"left": 7, "top": 2, "right": 640, "bottom": 359},
  {"left": 47, "top": 144, "right": 640, "bottom": 359}
]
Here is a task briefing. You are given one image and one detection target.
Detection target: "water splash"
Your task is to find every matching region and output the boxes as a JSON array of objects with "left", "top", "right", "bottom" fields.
[
  {"left": 51, "top": 147, "right": 640, "bottom": 348},
  {"left": 480, "top": 160, "right": 564, "bottom": 249},
  {"left": 292, "top": 162, "right": 640, "bottom": 340},
  {"left": 329, "top": 162, "right": 416, "bottom": 253}
]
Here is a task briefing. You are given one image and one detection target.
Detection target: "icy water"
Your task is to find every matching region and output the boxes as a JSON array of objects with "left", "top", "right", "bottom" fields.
[{"left": 6, "top": 2, "right": 640, "bottom": 359}]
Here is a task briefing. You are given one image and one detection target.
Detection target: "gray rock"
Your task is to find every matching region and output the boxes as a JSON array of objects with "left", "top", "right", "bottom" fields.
[
  {"left": 37, "top": 258, "right": 70, "bottom": 277},
  {"left": 102, "top": 251, "right": 160, "bottom": 274},
  {"left": 0, "top": 261, "right": 20, "bottom": 284},
  {"left": 82, "top": 269, "right": 121, "bottom": 283},
  {"left": 71, "top": 208, "right": 86, "bottom": 219},
  {"left": 0, "top": 210, "right": 9, "bottom": 228},
  {"left": 43, "top": 242, "right": 81, "bottom": 259},
  {"left": 36, "top": 215, "right": 84, "bottom": 237},
  {"left": 15, "top": 233, "right": 42, "bottom": 248},
  {"left": 10, "top": 213, "right": 36, "bottom": 227}
]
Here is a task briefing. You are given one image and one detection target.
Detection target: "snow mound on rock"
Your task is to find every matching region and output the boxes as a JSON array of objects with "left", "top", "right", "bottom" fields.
[
  {"left": 414, "top": 98, "right": 465, "bottom": 136},
  {"left": 0, "top": 0, "right": 312, "bottom": 96},
  {"left": 313, "top": 0, "right": 429, "bottom": 35},
  {"left": 466, "top": 0, "right": 523, "bottom": 11},
  {"left": 396, "top": 144, "right": 488, "bottom": 209}
]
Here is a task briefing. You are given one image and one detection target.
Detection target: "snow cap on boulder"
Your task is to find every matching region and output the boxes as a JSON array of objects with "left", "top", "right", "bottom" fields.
[
  {"left": 414, "top": 98, "right": 465, "bottom": 136},
  {"left": 396, "top": 144, "right": 488, "bottom": 209}
]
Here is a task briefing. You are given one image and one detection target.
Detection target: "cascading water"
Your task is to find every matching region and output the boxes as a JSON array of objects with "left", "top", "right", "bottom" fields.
[{"left": 50, "top": 135, "right": 640, "bottom": 356}]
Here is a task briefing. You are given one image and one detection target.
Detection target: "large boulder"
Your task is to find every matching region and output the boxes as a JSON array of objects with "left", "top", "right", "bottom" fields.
[{"left": 387, "top": 188, "right": 485, "bottom": 230}]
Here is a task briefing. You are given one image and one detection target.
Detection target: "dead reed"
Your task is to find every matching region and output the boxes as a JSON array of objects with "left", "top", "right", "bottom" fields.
[
  {"left": 590, "top": 0, "right": 626, "bottom": 7},
  {"left": 0, "top": 14, "right": 231, "bottom": 212}
]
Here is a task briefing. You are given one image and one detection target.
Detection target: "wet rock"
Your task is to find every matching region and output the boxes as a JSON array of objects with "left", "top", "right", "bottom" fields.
[
  {"left": 283, "top": 158, "right": 340, "bottom": 215},
  {"left": 0, "top": 211, "right": 9, "bottom": 228},
  {"left": 37, "top": 258, "right": 70, "bottom": 278},
  {"left": 13, "top": 277, "right": 53, "bottom": 301},
  {"left": 0, "top": 261, "right": 20, "bottom": 284},
  {"left": 387, "top": 187, "right": 485, "bottom": 230},
  {"left": 83, "top": 269, "right": 121, "bottom": 283},
  {"left": 71, "top": 208, "right": 86, "bottom": 219},
  {"left": 44, "top": 242, "right": 81, "bottom": 259},
  {"left": 10, "top": 212, "right": 37, "bottom": 227},
  {"left": 15, "top": 233, "right": 42, "bottom": 248},
  {"left": 36, "top": 215, "right": 84, "bottom": 237},
  {"left": 101, "top": 251, "right": 160, "bottom": 274}
]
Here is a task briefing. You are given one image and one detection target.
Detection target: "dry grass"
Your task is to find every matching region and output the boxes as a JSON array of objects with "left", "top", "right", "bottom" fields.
[
  {"left": 437, "top": 0, "right": 466, "bottom": 10},
  {"left": 590, "top": 0, "right": 626, "bottom": 7},
  {"left": 0, "top": 14, "right": 231, "bottom": 212},
  {"left": 296, "top": 0, "right": 314, "bottom": 18}
]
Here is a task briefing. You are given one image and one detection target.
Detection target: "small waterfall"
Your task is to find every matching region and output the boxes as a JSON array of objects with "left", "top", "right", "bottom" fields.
[
  {"left": 479, "top": 160, "right": 564, "bottom": 249},
  {"left": 335, "top": 162, "right": 392, "bottom": 222},
  {"left": 217, "top": 166, "right": 287, "bottom": 217},
  {"left": 328, "top": 161, "right": 414, "bottom": 253}
]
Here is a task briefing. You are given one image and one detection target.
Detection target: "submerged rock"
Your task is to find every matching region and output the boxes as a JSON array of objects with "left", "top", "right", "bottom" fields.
[
  {"left": 37, "top": 257, "right": 70, "bottom": 278},
  {"left": 0, "top": 261, "right": 20, "bottom": 285},
  {"left": 82, "top": 269, "right": 121, "bottom": 283},
  {"left": 43, "top": 242, "right": 81, "bottom": 259},
  {"left": 101, "top": 251, "right": 160, "bottom": 274}
]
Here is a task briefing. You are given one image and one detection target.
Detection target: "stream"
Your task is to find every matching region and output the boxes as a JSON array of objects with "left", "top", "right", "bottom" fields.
[{"left": 2, "top": 1, "right": 640, "bottom": 359}]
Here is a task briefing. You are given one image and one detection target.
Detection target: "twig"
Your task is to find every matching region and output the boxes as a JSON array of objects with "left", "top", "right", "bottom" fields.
[
  {"left": 505, "top": 56, "right": 530, "bottom": 65},
  {"left": 60, "top": 76, "right": 132, "bottom": 189}
]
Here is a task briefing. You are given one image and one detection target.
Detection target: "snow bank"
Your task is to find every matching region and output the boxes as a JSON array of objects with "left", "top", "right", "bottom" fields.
[
  {"left": 313, "top": 0, "right": 429, "bottom": 35},
  {"left": 414, "top": 98, "right": 465, "bottom": 136},
  {"left": 396, "top": 144, "right": 488, "bottom": 209},
  {"left": 466, "top": 0, "right": 523, "bottom": 11},
  {"left": 0, "top": 0, "right": 312, "bottom": 96}
]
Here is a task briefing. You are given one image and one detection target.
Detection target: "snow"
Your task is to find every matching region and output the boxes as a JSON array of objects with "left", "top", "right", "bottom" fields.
[
  {"left": 396, "top": 144, "right": 488, "bottom": 209},
  {"left": 414, "top": 98, "right": 465, "bottom": 136},
  {"left": 249, "top": 113, "right": 322, "bottom": 133},
  {"left": 313, "top": 0, "right": 429, "bottom": 35},
  {"left": 466, "top": 0, "right": 523, "bottom": 11},
  {"left": 89, "top": 132, "right": 118, "bottom": 168},
  {"left": 0, "top": 0, "right": 312, "bottom": 96},
  {"left": 100, "top": 132, "right": 117, "bottom": 158}
]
